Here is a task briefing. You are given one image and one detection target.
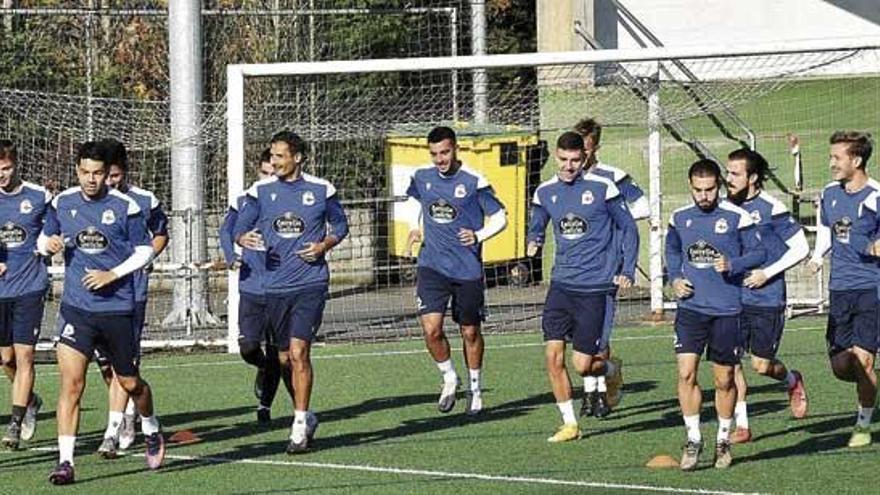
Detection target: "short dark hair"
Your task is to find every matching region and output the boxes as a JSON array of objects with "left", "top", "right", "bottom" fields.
[
  {"left": 0, "top": 139, "right": 15, "bottom": 161},
  {"left": 688, "top": 159, "right": 722, "bottom": 183},
  {"left": 727, "top": 148, "right": 769, "bottom": 189},
  {"left": 427, "top": 126, "right": 457, "bottom": 145},
  {"left": 98, "top": 138, "right": 128, "bottom": 170},
  {"left": 830, "top": 131, "right": 873, "bottom": 167},
  {"left": 259, "top": 147, "right": 271, "bottom": 164},
  {"left": 77, "top": 141, "right": 105, "bottom": 166},
  {"left": 556, "top": 131, "right": 585, "bottom": 152},
  {"left": 270, "top": 130, "right": 306, "bottom": 155},
  {"left": 574, "top": 118, "right": 602, "bottom": 146}
]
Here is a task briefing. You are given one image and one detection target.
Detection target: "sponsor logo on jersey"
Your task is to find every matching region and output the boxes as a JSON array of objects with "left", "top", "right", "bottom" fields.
[
  {"left": 454, "top": 184, "right": 466, "bottom": 198},
  {"left": 687, "top": 240, "right": 722, "bottom": 269},
  {"left": 101, "top": 209, "right": 116, "bottom": 225},
  {"left": 75, "top": 226, "right": 110, "bottom": 254},
  {"left": 714, "top": 218, "right": 729, "bottom": 234},
  {"left": 303, "top": 191, "right": 315, "bottom": 206},
  {"left": 833, "top": 216, "right": 852, "bottom": 244},
  {"left": 581, "top": 190, "right": 594, "bottom": 205},
  {"left": 0, "top": 222, "right": 27, "bottom": 249},
  {"left": 428, "top": 199, "right": 457, "bottom": 224},
  {"left": 750, "top": 209, "right": 762, "bottom": 224},
  {"left": 559, "top": 213, "right": 588, "bottom": 240},
  {"left": 19, "top": 199, "right": 32, "bottom": 214},
  {"left": 272, "top": 212, "right": 305, "bottom": 239}
]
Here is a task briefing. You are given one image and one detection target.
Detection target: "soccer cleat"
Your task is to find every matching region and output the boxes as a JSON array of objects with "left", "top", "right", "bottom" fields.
[
  {"left": 97, "top": 436, "right": 119, "bottom": 459},
  {"left": 593, "top": 392, "right": 611, "bottom": 419},
  {"left": 437, "top": 379, "right": 459, "bottom": 413},
  {"left": 714, "top": 440, "right": 733, "bottom": 469},
  {"left": 286, "top": 436, "right": 309, "bottom": 454},
  {"left": 1, "top": 421, "right": 21, "bottom": 450},
  {"left": 305, "top": 411, "right": 319, "bottom": 442},
  {"left": 730, "top": 427, "right": 752, "bottom": 444},
  {"left": 118, "top": 414, "right": 137, "bottom": 450},
  {"left": 20, "top": 393, "right": 42, "bottom": 441},
  {"left": 787, "top": 370, "right": 808, "bottom": 419},
  {"left": 847, "top": 426, "right": 872, "bottom": 448},
  {"left": 257, "top": 407, "right": 271, "bottom": 424},
  {"left": 48, "top": 461, "right": 75, "bottom": 485},
  {"left": 606, "top": 357, "right": 624, "bottom": 408},
  {"left": 465, "top": 392, "right": 483, "bottom": 416},
  {"left": 254, "top": 367, "right": 265, "bottom": 402},
  {"left": 580, "top": 392, "right": 597, "bottom": 417},
  {"left": 144, "top": 432, "right": 166, "bottom": 470},
  {"left": 546, "top": 423, "right": 582, "bottom": 443},
  {"left": 680, "top": 440, "right": 703, "bottom": 471}
]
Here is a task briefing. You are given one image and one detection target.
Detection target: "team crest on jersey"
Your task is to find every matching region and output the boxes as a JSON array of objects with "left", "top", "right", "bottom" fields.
[
  {"left": 428, "top": 199, "right": 457, "bottom": 224},
  {"left": 833, "top": 216, "right": 852, "bottom": 244},
  {"left": 714, "top": 218, "right": 729, "bottom": 234},
  {"left": 270, "top": 193, "right": 277, "bottom": 202},
  {"left": 559, "top": 213, "right": 588, "bottom": 240},
  {"left": 687, "top": 240, "right": 722, "bottom": 269},
  {"left": 19, "top": 199, "right": 32, "bottom": 214},
  {"left": 581, "top": 190, "right": 594, "bottom": 205},
  {"left": 303, "top": 191, "right": 315, "bottom": 206},
  {"left": 272, "top": 212, "right": 305, "bottom": 239},
  {"left": 75, "top": 226, "right": 110, "bottom": 254},
  {"left": 685, "top": 219, "right": 692, "bottom": 228},
  {"left": 0, "top": 222, "right": 27, "bottom": 249},
  {"left": 426, "top": 183, "right": 432, "bottom": 191},
  {"left": 101, "top": 209, "right": 116, "bottom": 225},
  {"left": 70, "top": 209, "right": 77, "bottom": 218},
  {"left": 454, "top": 184, "right": 467, "bottom": 198},
  {"left": 551, "top": 195, "right": 557, "bottom": 204},
  {"left": 750, "top": 210, "right": 762, "bottom": 224}
]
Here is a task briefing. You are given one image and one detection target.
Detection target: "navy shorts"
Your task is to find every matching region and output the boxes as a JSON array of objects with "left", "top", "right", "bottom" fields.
[
  {"left": 827, "top": 289, "right": 880, "bottom": 356},
  {"left": 416, "top": 267, "right": 485, "bottom": 326},
  {"left": 266, "top": 287, "right": 327, "bottom": 349},
  {"left": 238, "top": 293, "right": 271, "bottom": 345},
  {"left": 674, "top": 308, "right": 743, "bottom": 365},
  {"left": 95, "top": 300, "right": 147, "bottom": 369},
  {"left": 58, "top": 304, "right": 139, "bottom": 377},
  {"left": 740, "top": 305, "right": 785, "bottom": 360},
  {"left": 0, "top": 291, "right": 45, "bottom": 347},
  {"left": 542, "top": 285, "right": 606, "bottom": 355},
  {"left": 599, "top": 291, "right": 617, "bottom": 352}
]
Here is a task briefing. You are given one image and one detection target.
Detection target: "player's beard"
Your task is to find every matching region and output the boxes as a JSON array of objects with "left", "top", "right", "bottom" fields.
[{"left": 727, "top": 186, "right": 748, "bottom": 205}]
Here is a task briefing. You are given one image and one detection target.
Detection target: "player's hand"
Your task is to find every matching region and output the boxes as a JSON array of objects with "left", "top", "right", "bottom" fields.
[
  {"left": 82, "top": 269, "right": 119, "bottom": 291},
  {"left": 526, "top": 241, "right": 541, "bottom": 257},
  {"left": 228, "top": 258, "right": 243, "bottom": 271},
  {"left": 405, "top": 229, "right": 422, "bottom": 258},
  {"left": 237, "top": 230, "right": 264, "bottom": 251},
  {"left": 458, "top": 228, "right": 477, "bottom": 247},
  {"left": 714, "top": 255, "right": 730, "bottom": 273},
  {"left": 0, "top": 263, "right": 7, "bottom": 277},
  {"left": 296, "top": 241, "right": 326, "bottom": 263},
  {"left": 743, "top": 269, "right": 769, "bottom": 289},
  {"left": 807, "top": 259, "right": 822, "bottom": 273},
  {"left": 869, "top": 239, "right": 880, "bottom": 257},
  {"left": 45, "top": 235, "right": 64, "bottom": 255},
  {"left": 672, "top": 278, "right": 694, "bottom": 299},
  {"left": 613, "top": 274, "right": 633, "bottom": 289}
]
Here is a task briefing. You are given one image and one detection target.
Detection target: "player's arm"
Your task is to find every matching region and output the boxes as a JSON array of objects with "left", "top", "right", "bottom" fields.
[
  {"left": 219, "top": 204, "right": 242, "bottom": 269},
  {"left": 725, "top": 223, "right": 767, "bottom": 275},
  {"left": 744, "top": 207, "right": 809, "bottom": 289},
  {"left": 808, "top": 195, "right": 831, "bottom": 271},
  {"left": 665, "top": 216, "right": 692, "bottom": 299},
  {"left": 83, "top": 209, "right": 153, "bottom": 290},
  {"left": 617, "top": 175, "right": 650, "bottom": 220},
  {"left": 233, "top": 188, "right": 262, "bottom": 250},
  {"left": 296, "top": 187, "right": 349, "bottom": 263},
  {"left": 404, "top": 173, "right": 423, "bottom": 250},
  {"left": 472, "top": 186, "right": 507, "bottom": 245},
  {"left": 607, "top": 193, "right": 639, "bottom": 288},
  {"left": 36, "top": 202, "right": 63, "bottom": 256},
  {"left": 526, "top": 192, "right": 550, "bottom": 257},
  {"left": 147, "top": 202, "right": 170, "bottom": 257}
]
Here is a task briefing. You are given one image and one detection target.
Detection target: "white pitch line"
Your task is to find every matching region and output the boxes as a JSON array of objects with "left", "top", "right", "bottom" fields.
[{"left": 140, "top": 453, "right": 766, "bottom": 495}]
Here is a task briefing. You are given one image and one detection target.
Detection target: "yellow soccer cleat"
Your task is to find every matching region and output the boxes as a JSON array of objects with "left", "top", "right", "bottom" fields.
[
  {"left": 547, "top": 423, "right": 582, "bottom": 443},
  {"left": 847, "top": 426, "right": 872, "bottom": 448}
]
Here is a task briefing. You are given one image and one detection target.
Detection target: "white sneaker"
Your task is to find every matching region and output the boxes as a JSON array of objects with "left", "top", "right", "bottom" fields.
[{"left": 20, "top": 394, "right": 42, "bottom": 441}]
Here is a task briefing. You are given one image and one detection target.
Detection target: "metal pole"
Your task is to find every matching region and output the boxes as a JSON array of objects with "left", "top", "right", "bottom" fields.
[
  {"left": 84, "top": 6, "right": 94, "bottom": 140},
  {"left": 647, "top": 66, "right": 664, "bottom": 318},
  {"left": 470, "top": 0, "right": 487, "bottom": 125},
  {"left": 450, "top": 8, "right": 459, "bottom": 122},
  {"left": 226, "top": 65, "right": 245, "bottom": 354}
]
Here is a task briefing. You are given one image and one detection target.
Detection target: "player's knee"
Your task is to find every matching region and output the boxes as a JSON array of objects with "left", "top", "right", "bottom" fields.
[
  {"left": 544, "top": 348, "right": 565, "bottom": 373},
  {"left": 289, "top": 343, "right": 310, "bottom": 366},
  {"left": 239, "top": 340, "right": 265, "bottom": 367},
  {"left": 117, "top": 375, "right": 144, "bottom": 395},
  {"left": 678, "top": 368, "right": 697, "bottom": 385},
  {"left": 61, "top": 373, "right": 86, "bottom": 395},
  {"left": 277, "top": 351, "right": 291, "bottom": 368},
  {"left": 751, "top": 358, "right": 772, "bottom": 375},
  {"left": 423, "top": 324, "right": 444, "bottom": 342},
  {"left": 459, "top": 325, "right": 480, "bottom": 343}
]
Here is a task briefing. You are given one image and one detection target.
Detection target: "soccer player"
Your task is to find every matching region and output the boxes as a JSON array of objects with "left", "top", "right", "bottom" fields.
[
  {"left": 404, "top": 126, "right": 507, "bottom": 416},
  {"left": 575, "top": 118, "right": 650, "bottom": 417},
  {"left": 220, "top": 148, "right": 289, "bottom": 423},
  {"left": 39, "top": 142, "right": 165, "bottom": 484},
  {"left": 234, "top": 131, "right": 347, "bottom": 453},
  {"left": 808, "top": 131, "right": 880, "bottom": 448},
  {"left": 725, "top": 148, "right": 809, "bottom": 444},
  {"left": 94, "top": 139, "right": 169, "bottom": 457},
  {"left": 666, "top": 159, "right": 765, "bottom": 470},
  {"left": 528, "top": 131, "right": 638, "bottom": 442},
  {"left": 0, "top": 139, "right": 48, "bottom": 449}
]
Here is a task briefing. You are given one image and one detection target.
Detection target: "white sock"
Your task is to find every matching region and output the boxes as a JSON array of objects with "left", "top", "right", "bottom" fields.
[
  {"left": 557, "top": 400, "right": 577, "bottom": 425},
  {"left": 597, "top": 376, "right": 607, "bottom": 393},
  {"left": 436, "top": 359, "right": 457, "bottom": 384},
  {"left": 468, "top": 368, "right": 481, "bottom": 395},
  {"left": 140, "top": 415, "right": 160, "bottom": 436},
  {"left": 785, "top": 371, "right": 797, "bottom": 389},
  {"left": 125, "top": 398, "right": 137, "bottom": 416},
  {"left": 734, "top": 401, "right": 749, "bottom": 429},
  {"left": 684, "top": 414, "right": 701, "bottom": 443},
  {"left": 584, "top": 376, "right": 598, "bottom": 393},
  {"left": 717, "top": 416, "right": 733, "bottom": 443},
  {"left": 58, "top": 435, "right": 76, "bottom": 465},
  {"left": 104, "top": 411, "right": 124, "bottom": 439},
  {"left": 857, "top": 406, "right": 874, "bottom": 428},
  {"left": 604, "top": 360, "right": 617, "bottom": 378},
  {"left": 291, "top": 410, "right": 307, "bottom": 441}
]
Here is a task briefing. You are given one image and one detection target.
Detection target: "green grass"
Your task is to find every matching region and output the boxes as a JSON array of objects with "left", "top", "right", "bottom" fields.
[{"left": 1, "top": 317, "right": 876, "bottom": 493}]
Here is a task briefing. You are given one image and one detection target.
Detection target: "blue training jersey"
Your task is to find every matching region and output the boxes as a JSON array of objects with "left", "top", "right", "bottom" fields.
[
  {"left": 220, "top": 190, "right": 266, "bottom": 297},
  {"left": 819, "top": 179, "right": 880, "bottom": 291},
  {"left": 527, "top": 172, "right": 639, "bottom": 293},
  {"left": 406, "top": 164, "right": 505, "bottom": 281},
  {"left": 43, "top": 187, "right": 150, "bottom": 313},
  {"left": 0, "top": 181, "right": 51, "bottom": 299},
  {"left": 593, "top": 162, "right": 646, "bottom": 207},
  {"left": 665, "top": 200, "right": 766, "bottom": 315},
  {"left": 233, "top": 174, "right": 349, "bottom": 294},
  {"left": 123, "top": 185, "right": 168, "bottom": 303},
  {"left": 739, "top": 191, "right": 803, "bottom": 308}
]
